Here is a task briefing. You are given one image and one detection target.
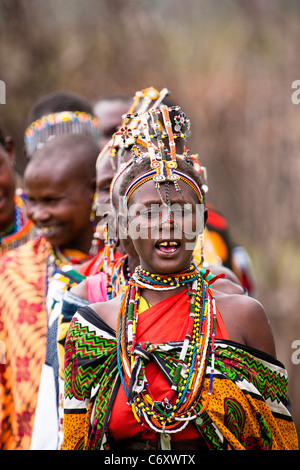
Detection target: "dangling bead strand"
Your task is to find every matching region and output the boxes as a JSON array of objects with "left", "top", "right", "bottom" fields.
[{"left": 116, "top": 267, "right": 216, "bottom": 435}]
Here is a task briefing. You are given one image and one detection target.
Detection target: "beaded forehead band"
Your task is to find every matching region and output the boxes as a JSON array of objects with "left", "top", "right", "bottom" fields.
[
  {"left": 24, "top": 111, "right": 101, "bottom": 156},
  {"left": 123, "top": 168, "right": 204, "bottom": 208}
]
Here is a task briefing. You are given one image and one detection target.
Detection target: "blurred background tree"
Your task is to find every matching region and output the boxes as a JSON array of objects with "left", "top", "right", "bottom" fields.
[{"left": 0, "top": 0, "right": 299, "bottom": 437}]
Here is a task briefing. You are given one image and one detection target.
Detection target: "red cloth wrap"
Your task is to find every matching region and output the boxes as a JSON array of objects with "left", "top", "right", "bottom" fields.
[{"left": 109, "top": 288, "right": 229, "bottom": 441}]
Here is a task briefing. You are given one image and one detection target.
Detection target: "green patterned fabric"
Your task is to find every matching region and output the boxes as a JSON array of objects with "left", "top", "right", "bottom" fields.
[{"left": 62, "top": 307, "right": 298, "bottom": 450}]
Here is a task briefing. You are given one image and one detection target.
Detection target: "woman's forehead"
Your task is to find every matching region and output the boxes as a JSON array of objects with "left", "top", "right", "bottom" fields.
[
  {"left": 96, "top": 159, "right": 115, "bottom": 188},
  {"left": 25, "top": 156, "right": 83, "bottom": 189}
]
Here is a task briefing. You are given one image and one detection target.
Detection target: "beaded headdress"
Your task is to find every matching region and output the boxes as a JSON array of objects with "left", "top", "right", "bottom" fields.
[
  {"left": 123, "top": 101, "right": 206, "bottom": 185},
  {"left": 96, "top": 87, "right": 170, "bottom": 171},
  {"left": 24, "top": 111, "right": 102, "bottom": 156},
  {"left": 96, "top": 87, "right": 171, "bottom": 245},
  {"left": 121, "top": 104, "right": 207, "bottom": 239}
]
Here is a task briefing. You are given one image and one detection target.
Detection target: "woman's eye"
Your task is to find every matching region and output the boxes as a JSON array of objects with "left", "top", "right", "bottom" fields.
[
  {"left": 140, "top": 210, "right": 159, "bottom": 219},
  {"left": 180, "top": 204, "right": 193, "bottom": 216},
  {"left": 25, "top": 197, "right": 34, "bottom": 205},
  {"left": 44, "top": 197, "right": 60, "bottom": 204}
]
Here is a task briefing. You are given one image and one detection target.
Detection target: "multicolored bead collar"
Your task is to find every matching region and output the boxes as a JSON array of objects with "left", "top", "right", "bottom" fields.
[{"left": 24, "top": 111, "right": 101, "bottom": 156}]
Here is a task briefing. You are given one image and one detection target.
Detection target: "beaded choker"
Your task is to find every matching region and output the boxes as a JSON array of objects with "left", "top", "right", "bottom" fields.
[
  {"left": 130, "top": 264, "right": 199, "bottom": 290},
  {"left": 46, "top": 245, "right": 92, "bottom": 292},
  {"left": 0, "top": 194, "right": 35, "bottom": 254},
  {"left": 116, "top": 268, "right": 217, "bottom": 441}
]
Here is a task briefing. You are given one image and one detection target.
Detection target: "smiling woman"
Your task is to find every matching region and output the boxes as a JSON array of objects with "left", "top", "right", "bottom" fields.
[
  {"left": 119, "top": 158, "right": 206, "bottom": 276},
  {"left": 24, "top": 133, "right": 98, "bottom": 253},
  {"left": 0, "top": 131, "right": 100, "bottom": 450},
  {"left": 62, "top": 106, "right": 298, "bottom": 451}
]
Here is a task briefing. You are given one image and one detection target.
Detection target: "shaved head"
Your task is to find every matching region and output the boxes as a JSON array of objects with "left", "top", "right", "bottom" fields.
[{"left": 25, "top": 133, "right": 99, "bottom": 186}]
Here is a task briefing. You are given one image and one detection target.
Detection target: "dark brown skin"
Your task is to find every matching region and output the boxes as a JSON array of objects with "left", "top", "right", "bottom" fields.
[
  {"left": 72, "top": 161, "right": 246, "bottom": 302},
  {"left": 91, "top": 285, "right": 276, "bottom": 358},
  {"left": 93, "top": 98, "right": 132, "bottom": 148},
  {"left": 90, "top": 178, "right": 276, "bottom": 359}
]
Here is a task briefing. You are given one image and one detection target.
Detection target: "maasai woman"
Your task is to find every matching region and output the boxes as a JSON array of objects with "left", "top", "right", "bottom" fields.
[
  {"left": 0, "top": 133, "right": 100, "bottom": 450},
  {"left": 73, "top": 86, "right": 243, "bottom": 293},
  {"left": 62, "top": 107, "right": 298, "bottom": 451}
]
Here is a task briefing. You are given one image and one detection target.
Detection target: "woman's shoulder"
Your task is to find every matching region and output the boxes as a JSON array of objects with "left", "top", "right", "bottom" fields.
[
  {"left": 214, "top": 288, "right": 264, "bottom": 315},
  {"left": 90, "top": 294, "right": 122, "bottom": 331},
  {"left": 214, "top": 291, "right": 276, "bottom": 357}
]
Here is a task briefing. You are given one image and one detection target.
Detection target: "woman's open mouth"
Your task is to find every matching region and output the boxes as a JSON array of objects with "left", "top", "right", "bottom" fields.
[
  {"left": 155, "top": 239, "right": 181, "bottom": 254},
  {"left": 37, "top": 225, "right": 62, "bottom": 238}
]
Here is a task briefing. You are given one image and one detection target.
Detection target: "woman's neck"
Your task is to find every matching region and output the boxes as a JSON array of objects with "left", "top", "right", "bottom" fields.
[
  {"left": 127, "top": 255, "right": 139, "bottom": 276},
  {"left": 140, "top": 284, "right": 188, "bottom": 306}
]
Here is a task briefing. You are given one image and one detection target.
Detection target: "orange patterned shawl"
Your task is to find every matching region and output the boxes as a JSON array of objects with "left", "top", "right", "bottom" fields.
[{"left": 0, "top": 237, "right": 49, "bottom": 449}]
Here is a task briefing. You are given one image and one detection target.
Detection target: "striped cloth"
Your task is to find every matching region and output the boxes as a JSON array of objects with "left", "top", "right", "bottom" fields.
[{"left": 62, "top": 291, "right": 298, "bottom": 450}]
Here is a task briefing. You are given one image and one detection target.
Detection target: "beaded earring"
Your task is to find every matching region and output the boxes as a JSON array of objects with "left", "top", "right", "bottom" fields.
[{"left": 88, "top": 194, "right": 102, "bottom": 257}]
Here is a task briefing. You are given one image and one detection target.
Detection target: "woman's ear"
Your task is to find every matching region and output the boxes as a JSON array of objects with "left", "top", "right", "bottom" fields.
[
  {"left": 4, "top": 136, "right": 15, "bottom": 166},
  {"left": 89, "top": 176, "right": 96, "bottom": 197},
  {"left": 204, "top": 207, "right": 208, "bottom": 226}
]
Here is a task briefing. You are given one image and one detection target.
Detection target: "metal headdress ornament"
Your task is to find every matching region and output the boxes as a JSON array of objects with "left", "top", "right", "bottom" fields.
[{"left": 96, "top": 87, "right": 169, "bottom": 171}]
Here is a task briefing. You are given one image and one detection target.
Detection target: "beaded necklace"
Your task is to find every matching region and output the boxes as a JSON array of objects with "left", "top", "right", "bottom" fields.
[
  {"left": 46, "top": 245, "right": 91, "bottom": 293},
  {"left": 116, "top": 266, "right": 217, "bottom": 439},
  {"left": 131, "top": 263, "right": 198, "bottom": 290},
  {"left": 107, "top": 255, "right": 132, "bottom": 300}
]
